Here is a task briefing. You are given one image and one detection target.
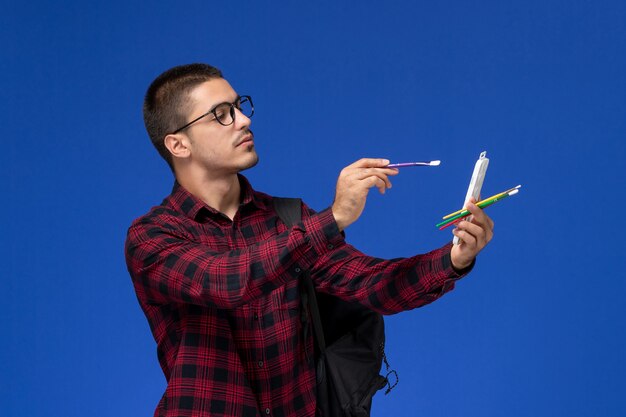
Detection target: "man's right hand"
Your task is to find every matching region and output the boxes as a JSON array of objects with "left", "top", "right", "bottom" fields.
[{"left": 331, "top": 158, "right": 399, "bottom": 231}]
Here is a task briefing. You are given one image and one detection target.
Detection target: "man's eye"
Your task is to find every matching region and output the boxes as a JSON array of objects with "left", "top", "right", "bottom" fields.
[{"left": 214, "top": 104, "right": 230, "bottom": 119}]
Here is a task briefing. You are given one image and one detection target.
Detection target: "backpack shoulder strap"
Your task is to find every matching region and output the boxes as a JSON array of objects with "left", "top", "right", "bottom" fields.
[
  {"left": 273, "top": 197, "right": 327, "bottom": 352},
  {"left": 273, "top": 197, "right": 303, "bottom": 226}
]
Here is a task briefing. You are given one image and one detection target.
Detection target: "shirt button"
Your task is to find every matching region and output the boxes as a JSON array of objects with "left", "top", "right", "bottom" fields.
[
  {"left": 295, "top": 267, "right": 301, "bottom": 273},
  {"left": 265, "top": 408, "right": 271, "bottom": 415},
  {"left": 327, "top": 244, "right": 334, "bottom": 249},
  {"left": 254, "top": 313, "right": 259, "bottom": 320},
  {"left": 258, "top": 361, "right": 264, "bottom": 367}
]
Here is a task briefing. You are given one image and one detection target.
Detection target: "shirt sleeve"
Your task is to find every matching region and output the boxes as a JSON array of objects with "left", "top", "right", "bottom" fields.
[
  {"left": 125, "top": 207, "right": 344, "bottom": 309},
  {"left": 302, "top": 206, "right": 473, "bottom": 315}
]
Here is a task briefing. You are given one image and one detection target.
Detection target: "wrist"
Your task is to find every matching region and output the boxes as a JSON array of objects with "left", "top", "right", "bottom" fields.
[
  {"left": 452, "top": 258, "right": 470, "bottom": 271},
  {"left": 450, "top": 253, "right": 475, "bottom": 274},
  {"left": 450, "top": 247, "right": 471, "bottom": 271},
  {"left": 331, "top": 206, "right": 347, "bottom": 232}
]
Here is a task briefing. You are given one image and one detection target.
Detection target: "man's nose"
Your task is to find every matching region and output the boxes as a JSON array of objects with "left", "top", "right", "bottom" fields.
[{"left": 233, "top": 107, "right": 251, "bottom": 129}]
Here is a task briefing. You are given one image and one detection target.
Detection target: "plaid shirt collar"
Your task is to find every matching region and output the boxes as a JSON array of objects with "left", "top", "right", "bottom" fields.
[{"left": 167, "top": 174, "right": 269, "bottom": 222}]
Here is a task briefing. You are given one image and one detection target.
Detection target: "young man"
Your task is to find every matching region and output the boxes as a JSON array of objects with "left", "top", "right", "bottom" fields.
[{"left": 125, "top": 63, "right": 494, "bottom": 417}]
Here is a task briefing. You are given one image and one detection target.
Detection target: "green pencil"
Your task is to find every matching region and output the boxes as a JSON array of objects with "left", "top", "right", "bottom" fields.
[{"left": 437, "top": 186, "right": 521, "bottom": 229}]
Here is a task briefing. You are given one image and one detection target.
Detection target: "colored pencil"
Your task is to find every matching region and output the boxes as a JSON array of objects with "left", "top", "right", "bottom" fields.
[
  {"left": 442, "top": 185, "right": 521, "bottom": 220},
  {"left": 436, "top": 187, "right": 520, "bottom": 229}
]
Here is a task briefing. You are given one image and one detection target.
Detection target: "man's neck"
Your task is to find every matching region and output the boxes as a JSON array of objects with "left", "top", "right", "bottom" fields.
[{"left": 177, "top": 172, "right": 242, "bottom": 220}]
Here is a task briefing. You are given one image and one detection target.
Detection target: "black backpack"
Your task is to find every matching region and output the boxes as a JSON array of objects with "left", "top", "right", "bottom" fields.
[{"left": 274, "top": 198, "right": 398, "bottom": 417}]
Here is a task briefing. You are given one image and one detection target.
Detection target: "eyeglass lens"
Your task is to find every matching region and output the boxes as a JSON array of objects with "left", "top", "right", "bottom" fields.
[{"left": 215, "top": 96, "right": 253, "bottom": 126}]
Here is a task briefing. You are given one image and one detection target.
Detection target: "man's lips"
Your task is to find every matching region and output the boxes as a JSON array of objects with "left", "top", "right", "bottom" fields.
[{"left": 237, "top": 133, "right": 254, "bottom": 146}]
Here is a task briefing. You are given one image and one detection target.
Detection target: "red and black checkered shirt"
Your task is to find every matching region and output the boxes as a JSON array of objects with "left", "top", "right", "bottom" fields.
[{"left": 125, "top": 175, "right": 466, "bottom": 417}]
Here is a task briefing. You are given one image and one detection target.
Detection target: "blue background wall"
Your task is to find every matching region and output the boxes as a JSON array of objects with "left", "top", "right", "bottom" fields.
[{"left": 2, "top": 1, "right": 625, "bottom": 416}]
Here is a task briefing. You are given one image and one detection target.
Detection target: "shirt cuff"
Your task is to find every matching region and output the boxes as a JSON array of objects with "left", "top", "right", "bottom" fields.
[
  {"left": 436, "top": 242, "right": 475, "bottom": 294},
  {"left": 300, "top": 207, "right": 345, "bottom": 257},
  {"left": 442, "top": 245, "right": 475, "bottom": 277}
]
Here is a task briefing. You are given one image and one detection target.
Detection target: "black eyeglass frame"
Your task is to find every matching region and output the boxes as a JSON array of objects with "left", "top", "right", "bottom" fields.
[{"left": 170, "top": 95, "right": 254, "bottom": 134}]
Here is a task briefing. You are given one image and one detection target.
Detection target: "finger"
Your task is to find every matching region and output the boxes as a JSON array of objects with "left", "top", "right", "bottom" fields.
[
  {"left": 362, "top": 176, "right": 387, "bottom": 194},
  {"left": 466, "top": 205, "right": 494, "bottom": 240},
  {"left": 376, "top": 178, "right": 386, "bottom": 194},
  {"left": 456, "top": 220, "right": 487, "bottom": 247},
  {"left": 353, "top": 169, "right": 395, "bottom": 188},
  {"left": 465, "top": 201, "right": 490, "bottom": 226},
  {"left": 452, "top": 227, "right": 476, "bottom": 248},
  {"left": 381, "top": 167, "right": 400, "bottom": 176},
  {"left": 342, "top": 164, "right": 398, "bottom": 182},
  {"left": 351, "top": 167, "right": 399, "bottom": 178},
  {"left": 348, "top": 158, "right": 391, "bottom": 169},
  {"left": 478, "top": 214, "right": 495, "bottom": 241}
]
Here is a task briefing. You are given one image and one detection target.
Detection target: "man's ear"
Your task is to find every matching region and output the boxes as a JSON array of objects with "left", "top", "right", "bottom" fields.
[{"left": 164, "top": 133, "right": 191, "bottom": 160}]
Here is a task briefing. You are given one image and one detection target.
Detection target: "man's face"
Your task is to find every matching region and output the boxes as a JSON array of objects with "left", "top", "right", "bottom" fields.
[{"left": 181, "top": 78, "right": 257, "bottom": 175}]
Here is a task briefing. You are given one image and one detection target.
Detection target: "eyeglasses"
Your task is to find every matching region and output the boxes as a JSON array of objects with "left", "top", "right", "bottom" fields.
[{"left": 171, "top": 95, "right": 254, "bottom": 134}]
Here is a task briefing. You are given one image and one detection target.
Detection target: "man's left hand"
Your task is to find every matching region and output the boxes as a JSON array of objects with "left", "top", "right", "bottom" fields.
[{"left": 450, "top": 198, "right": 494, "bottom": 270}]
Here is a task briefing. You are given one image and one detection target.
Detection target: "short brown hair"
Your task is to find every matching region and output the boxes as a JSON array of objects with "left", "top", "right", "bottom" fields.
[{"left": 143, "top": 63, "right": 223, "bottom": 169}]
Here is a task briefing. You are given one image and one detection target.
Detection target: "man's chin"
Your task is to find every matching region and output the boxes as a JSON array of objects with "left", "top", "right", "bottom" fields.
[{"left": 239, "top": 153, "right": 259, "bottom": 172}]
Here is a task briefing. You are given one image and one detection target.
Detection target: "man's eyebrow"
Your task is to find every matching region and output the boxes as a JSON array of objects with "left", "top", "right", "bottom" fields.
[{"left": 205, "top": 95, "right": 240, "bottom": 112}]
